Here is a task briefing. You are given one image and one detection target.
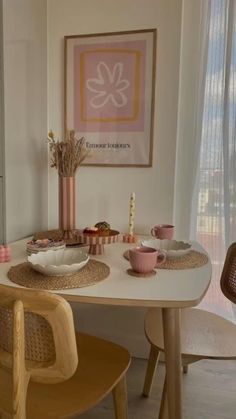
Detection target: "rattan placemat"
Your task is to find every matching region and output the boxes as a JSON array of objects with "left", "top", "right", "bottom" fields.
[
  {"left": 8, "top": 260, "right": 110, "bottom": 290},
  {"left": 123, "top": 250, "right": 208, "bottom": 270}
]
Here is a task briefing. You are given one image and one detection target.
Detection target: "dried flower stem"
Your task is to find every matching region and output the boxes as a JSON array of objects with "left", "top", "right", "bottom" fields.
[{"left": 47, "top": 130, "right": 89, "bottom": 177}]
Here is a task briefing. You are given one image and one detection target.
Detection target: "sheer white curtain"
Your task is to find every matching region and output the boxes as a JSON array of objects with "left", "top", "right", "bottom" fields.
[{"left": 191, "top": 0, "right": 236, "bottom": 319}]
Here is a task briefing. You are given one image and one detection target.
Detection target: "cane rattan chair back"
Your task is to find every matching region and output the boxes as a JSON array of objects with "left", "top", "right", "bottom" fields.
[
  {"left": 220, "top": 242, "right": 236, "bottom": 304},
  {"left": 0, "top": 284, "right": 78, "bottom": 383}
]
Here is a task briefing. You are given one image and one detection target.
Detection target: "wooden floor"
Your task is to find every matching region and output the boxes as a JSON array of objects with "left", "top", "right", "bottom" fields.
[{"left": 78, "top": 357, "right": 236, "bottom": 419}]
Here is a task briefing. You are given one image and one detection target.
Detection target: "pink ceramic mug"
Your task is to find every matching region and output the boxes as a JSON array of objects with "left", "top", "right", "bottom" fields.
[
  {"left": 129, "top": 246, "right": 166, "bottom": 274},
  {"left": 151, "top": 224, "right": 174, "bottom": 240}
]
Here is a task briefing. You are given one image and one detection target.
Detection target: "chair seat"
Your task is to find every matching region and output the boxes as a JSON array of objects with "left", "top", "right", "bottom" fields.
[
  {"left": 145, "top": 308, "right": 236, "bottom": 359},
  {"left": 0, "top": 332, "right": 130, "bottom": 418}
]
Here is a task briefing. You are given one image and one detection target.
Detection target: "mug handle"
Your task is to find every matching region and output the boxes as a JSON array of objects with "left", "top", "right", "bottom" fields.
[
  {"left": 151, "top": 228, "right": 156, "bottom": 237},
  {"left": 156, "top": 251, "right": 166, "bottom": 266}
]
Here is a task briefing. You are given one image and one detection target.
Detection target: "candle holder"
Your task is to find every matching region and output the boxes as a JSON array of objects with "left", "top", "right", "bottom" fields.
[
  {"left": 0, "top": 245, "right": 11, "bottom": 263},
  {"left": 123, "top": 192, "right": 139, "bottom": 243}
]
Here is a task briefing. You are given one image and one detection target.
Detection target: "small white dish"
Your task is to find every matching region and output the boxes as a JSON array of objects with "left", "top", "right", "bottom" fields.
[
  {"left": 28, "top": 248, "right": 89, "bottom": 276},
  {"left": 141, "top": 239, "right": 191, "bottom": 259}
]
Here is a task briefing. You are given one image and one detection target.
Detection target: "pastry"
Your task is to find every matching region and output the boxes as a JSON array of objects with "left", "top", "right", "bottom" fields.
[
  {"left": 95, "top": 221, "right": 111, "bottom": 234},
  {"left": 83, "top": 226, "right": 99, "bottom": 234},
  {"left": 83, "top": 222, "right": 111, "bottom": 235}
]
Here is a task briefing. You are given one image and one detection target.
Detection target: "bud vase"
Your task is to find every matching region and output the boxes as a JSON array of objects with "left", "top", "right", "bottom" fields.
[{"left": 59, "top": 176, "right": 76, "bottom": 239}]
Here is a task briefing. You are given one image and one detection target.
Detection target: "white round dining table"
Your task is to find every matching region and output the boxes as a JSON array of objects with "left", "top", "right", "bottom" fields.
[{"left": 0, "top": 237, "right": 212, "bottom": 419}]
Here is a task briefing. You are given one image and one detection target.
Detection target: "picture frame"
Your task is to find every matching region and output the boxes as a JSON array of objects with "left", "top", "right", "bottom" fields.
[{"left": 64, "top": 29, "right": 157, "bottom": 167}]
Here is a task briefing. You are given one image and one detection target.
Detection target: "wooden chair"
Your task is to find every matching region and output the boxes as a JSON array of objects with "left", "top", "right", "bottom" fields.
[
  {"left": 0, "top": 284, "right": 131, "bottom": 419},
  {"left": 142, "top": 243, "right": 236, "bottom": 419}
]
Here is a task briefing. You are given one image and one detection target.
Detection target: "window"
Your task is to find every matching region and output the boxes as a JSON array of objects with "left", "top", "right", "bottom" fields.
[{"left": 194, "top": 0, "right": 236, "bottom": 320}]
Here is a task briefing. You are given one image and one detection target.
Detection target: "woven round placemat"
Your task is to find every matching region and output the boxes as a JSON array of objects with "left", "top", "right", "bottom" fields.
[
  {"left": 123, "top": 250, "right": 208, "bottom": 270},
  {"left": 8, "top": 260, "right": 110, "bottom": 290},
  {"left": 159, "top": 250, "right": 209, "bottom": 269}
]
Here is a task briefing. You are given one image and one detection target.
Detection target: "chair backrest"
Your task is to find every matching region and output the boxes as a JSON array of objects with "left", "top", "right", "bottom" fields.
[
  {"left": 220, "top": 243, "right": 236, "bottom": 304},
  {"left": 0, "top": 284, "right": 78, "bottom": 418},
  {"left": 0, "top": 284, "right": 78, "bottom": 382}
]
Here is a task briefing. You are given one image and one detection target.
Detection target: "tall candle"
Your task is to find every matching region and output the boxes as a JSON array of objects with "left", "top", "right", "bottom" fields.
[{"left": 129, "top": 193, "right": 135, "bottom": 235}]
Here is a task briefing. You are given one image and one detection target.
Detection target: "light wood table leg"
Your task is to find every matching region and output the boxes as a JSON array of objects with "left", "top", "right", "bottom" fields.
[{"left": 162, "top": 308, "right": 182, "bottom": 419}]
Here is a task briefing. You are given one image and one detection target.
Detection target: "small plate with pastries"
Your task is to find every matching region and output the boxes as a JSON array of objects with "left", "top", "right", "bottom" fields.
[
  {"left": 81, "top": 222, "right": 119, "bottom": 255},
  {"left": 83, "top": 221, "right": 112, "bottom": 236}
]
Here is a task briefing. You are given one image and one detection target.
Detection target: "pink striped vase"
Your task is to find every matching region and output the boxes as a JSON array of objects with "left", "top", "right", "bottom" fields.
[{"left": 59, "top": 176, "right": 76, "bottom": 238}]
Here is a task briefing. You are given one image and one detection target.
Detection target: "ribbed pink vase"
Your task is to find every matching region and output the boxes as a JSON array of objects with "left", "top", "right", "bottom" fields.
[{"left": 59, "top": 176, "right": 76, "bottom": 239}]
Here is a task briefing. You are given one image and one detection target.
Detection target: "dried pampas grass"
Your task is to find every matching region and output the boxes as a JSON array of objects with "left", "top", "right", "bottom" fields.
[{"left": 47, "top": 130, "right": 89, "bottom": 177}]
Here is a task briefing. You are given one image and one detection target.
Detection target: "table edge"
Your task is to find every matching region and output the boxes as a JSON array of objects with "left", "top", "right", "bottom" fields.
[{"left": 59, "top": 284, "right": 211, "bottom": 308}]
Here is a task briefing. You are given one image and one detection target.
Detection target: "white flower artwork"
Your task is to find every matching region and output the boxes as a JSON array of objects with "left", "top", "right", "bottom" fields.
[
  {"left": 86, "top": 62, "right": 130, "bottom": 109},
  {"left": 65, "top": 29, "right": 156, "bottom": 166}
]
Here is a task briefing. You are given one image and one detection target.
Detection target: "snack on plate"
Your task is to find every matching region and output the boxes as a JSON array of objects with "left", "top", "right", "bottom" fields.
[
  {"left": 95, "top": 221, "right": 111, "bottom": 234},
  {"left": 83, "top": 226, "right": 99, "bottom": 234}
]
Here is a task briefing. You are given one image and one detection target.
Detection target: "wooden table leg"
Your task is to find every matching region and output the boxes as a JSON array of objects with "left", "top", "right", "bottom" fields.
[{"left": 162, "top": 308, "right": 182, "bottom": 419}]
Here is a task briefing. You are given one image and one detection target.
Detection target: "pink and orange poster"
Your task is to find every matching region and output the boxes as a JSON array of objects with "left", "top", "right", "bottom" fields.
[{"left": 65, "top": 29, "right": 156, "bottom": 166}]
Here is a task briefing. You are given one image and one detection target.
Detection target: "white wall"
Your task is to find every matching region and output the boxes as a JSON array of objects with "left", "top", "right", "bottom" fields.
[
  {"left": 3, "top": 0, "right": 48, "bottom": 242},
  {"left": 47, "top": 0, "right": 182, "bottom": 234},
  {"left": 47, "top": 0, "right": 183, "bottom": 357}
]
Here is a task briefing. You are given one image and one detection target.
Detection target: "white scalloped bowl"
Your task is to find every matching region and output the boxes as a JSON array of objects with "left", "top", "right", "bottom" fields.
[
  {"left": 141, "top": 239, "right": 191, "bottom": 259},
  {"left": 28, "top": 248, "right": 89, "bottom": 276}
]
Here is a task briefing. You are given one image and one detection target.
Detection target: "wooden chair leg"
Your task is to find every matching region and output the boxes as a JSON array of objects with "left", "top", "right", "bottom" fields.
[
  {"left": 143, "top": 345, "right": 160, "bottom": 397},
  {"left": 13, "top": 300, "right": 30, "bottom": 419},
  {"left": 159, "top": 374, "right": 168, "bottom": 419},
  {"left": 112, "top": 375, "right": 128, "bottom": 419}
]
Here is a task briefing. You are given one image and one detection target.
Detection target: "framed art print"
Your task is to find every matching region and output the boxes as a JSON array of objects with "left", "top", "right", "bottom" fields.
[{"left": 65, "top": 29, "right": 157, "bottom": 167}]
